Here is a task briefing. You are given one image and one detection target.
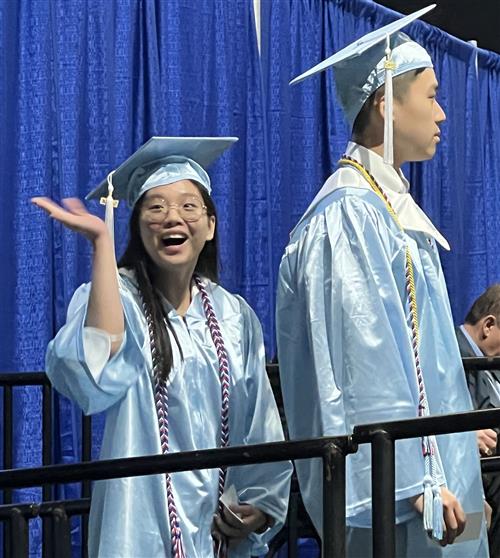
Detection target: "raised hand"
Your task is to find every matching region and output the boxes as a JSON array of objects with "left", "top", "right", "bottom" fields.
[
  {"left": 33, "top": 196, "right": 124, "bottom": 348},
  {"left": 32, "top": 197, "right": 109, "bottom": 243}
]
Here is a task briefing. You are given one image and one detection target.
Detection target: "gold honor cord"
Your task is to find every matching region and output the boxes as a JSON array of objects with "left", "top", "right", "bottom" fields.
[{"left": 338, "top": 157, "right": 420, "bottom": 346}]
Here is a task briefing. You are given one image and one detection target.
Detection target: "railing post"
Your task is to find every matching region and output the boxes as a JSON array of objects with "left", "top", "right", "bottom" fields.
[
  {"left": 322, "top": 442, "right": 345, "bottom": 558},
  {"left": 287, "top": 492, "right": 298, "bottom": 558},
  {"left": 3, "top": 384, "right": 13, "bottom": 558},
  {"left": 371, "top": 430, "right": 395, "bottom": 558},
  {"left": 51, "top": 507, "right": 72, "bottom": 558},
  {"left": 9, "top": 507, "right": 29, "bottom": 558},
  {"left": 81, "top": 413, "right": 92, "bottom": 558},
  {"left": 42, "top": 382, "right": 53, "bottom": 558}
]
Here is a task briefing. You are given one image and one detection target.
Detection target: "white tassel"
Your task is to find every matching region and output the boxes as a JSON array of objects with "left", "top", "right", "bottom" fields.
[
  {"left": 432, "top": 483, "right": 444, "bottom": 540},
  {"left": 100, "top": 171, "right": 118, "bottom": 258},
  {"left": 422, "top": 474, "right": 433, "bottom": 533},
  {"left": 383, "top": 34, "right": 395, "bottom": 166},
  {"left": 105, "top": 171, "right": 115, "bottom": 243}
]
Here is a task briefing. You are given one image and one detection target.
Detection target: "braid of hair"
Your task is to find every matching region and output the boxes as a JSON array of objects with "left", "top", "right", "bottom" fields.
[
  {"left": 140, "top": 281, "right": 187, "bottom": 558},
  {"left": 134, "top": 258, "right": 173, "bottom": 380}
]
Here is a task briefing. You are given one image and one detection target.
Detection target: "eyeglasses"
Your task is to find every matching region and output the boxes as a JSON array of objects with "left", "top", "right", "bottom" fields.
[{"left": 141, "top": 196, "right": 207, "bottom": 224}]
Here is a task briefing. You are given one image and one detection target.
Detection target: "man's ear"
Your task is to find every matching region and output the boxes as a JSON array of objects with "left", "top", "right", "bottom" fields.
[
  {"left": 376, "top": 94, "right": 386, "bottom": 121},
  {"left": 482, "top": 315, "right": 497, "bottom": 339}
]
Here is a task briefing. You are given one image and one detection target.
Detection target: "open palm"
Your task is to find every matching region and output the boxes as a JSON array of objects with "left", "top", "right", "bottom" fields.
[{"left": 32, "top": 197, "right": 109, "bottom": 242}]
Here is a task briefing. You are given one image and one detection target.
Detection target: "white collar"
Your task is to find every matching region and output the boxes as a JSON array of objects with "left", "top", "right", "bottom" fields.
[
  {"left": 296, "top": 142, "right": 450, "bottom": 250},
  {"left": 346, "top": 142, "right": 410, "bottom": 194}
]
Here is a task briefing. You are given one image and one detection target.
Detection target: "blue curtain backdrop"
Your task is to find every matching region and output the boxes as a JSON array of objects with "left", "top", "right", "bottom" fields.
[
  {"left": 0, "top": 0, "right": 269, "bottom": 555},
  {"left": 1, "top": 0, "right": 500, "bottom": 556},
  {"left": 261, "top": 0, "right": 500, "bottom": 332}
]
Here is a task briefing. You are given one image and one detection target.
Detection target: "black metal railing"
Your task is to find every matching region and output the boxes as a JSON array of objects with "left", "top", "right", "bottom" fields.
[
  {"left": 1, "top": 372, "right": 53, "bottom": 558},
  {"left": 353, "top": 407, "right": 500, "bottom": 558},
  {"left": 462, "top": 356, "right": 500, "bottom": 372},
  {"left": 1, "top": 355, "right": 500, "bottom": 558},
  {"left": 0, "top": 437, "right": 353, "bottom": 558},
  {"left": 0, "top": 498, "right": 90, "bottom": 558},
  {"left": 3, "top": 409, "right": 500, "bottom": 558},
  {"left": 0, "top": 372, "right": 92, "bottom": 558}
]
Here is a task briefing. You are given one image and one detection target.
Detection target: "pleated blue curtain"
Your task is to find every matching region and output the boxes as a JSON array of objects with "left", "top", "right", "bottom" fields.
[
  {"left": 0, "top": 0, "right": 268, "bottom": 554},
  {"left": 476, "top": 51, "right": 500, "bottom": 292},
  {"left": 261, "top": 0, "right": 500, "bottom": 333},
  {"left": 1, "top": 0, "right": 500, "bottom": 554}
]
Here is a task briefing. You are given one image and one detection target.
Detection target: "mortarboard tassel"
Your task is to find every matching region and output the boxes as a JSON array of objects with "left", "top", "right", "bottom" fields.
[
  {"left": 422, "top": 474, "right": 433, "bottom": 534},
  {"left": 100, "top": 171, "right": 118, "bottom": 257},
  {"left": 432, "top": 483, "right": 444, "bottom": 540},
  {"left": 383, "top": 34, "right": 395, "bottom": 165}
]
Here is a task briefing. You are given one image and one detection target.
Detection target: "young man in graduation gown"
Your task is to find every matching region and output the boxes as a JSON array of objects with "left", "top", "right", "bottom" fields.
[
  {"left": 456, "top": 285, "right": 500, "bottom": 555},
  {"left": 276, "top": 6, "right": 489, "bottom": 557}
]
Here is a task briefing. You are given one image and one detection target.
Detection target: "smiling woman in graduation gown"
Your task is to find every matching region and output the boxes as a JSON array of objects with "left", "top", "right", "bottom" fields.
[{"left": 35, "top": 136, "right": 291, "bottom": 558}]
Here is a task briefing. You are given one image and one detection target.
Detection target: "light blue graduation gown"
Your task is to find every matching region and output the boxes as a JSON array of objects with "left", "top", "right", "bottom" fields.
[
  {"left": 46, "top": 272, "right": 292, "bottom": 558},
  {"left": 276, "top": 143, "right": 488, "bottom": 557}
]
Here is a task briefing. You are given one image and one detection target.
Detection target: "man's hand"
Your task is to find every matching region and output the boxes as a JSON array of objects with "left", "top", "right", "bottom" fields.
[
  {"left": 477, "top": 429, "right": 497, "bottom": 456},
  {"left": 412, "top": 487, "right": 466, "bottom": 546},
  {"left": 212, "top": 504, "right": 270, "bottom": 548}
]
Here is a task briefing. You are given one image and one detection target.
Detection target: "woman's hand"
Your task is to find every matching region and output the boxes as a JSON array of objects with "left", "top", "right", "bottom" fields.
[
  {"left": 33, "top": 196, "right": 124, "bottom": 343},
  {"left": 412, "top": 487, "right": 466, "bottom": 546},
  {"left": 477, "top": 429, "right": 497, "bottom": 456},
  {"left": 212, "top": 504, "right": 271, "bottom": 548},
  {"left": 32, "top": 197, "right": 109, "bottom": 244}
]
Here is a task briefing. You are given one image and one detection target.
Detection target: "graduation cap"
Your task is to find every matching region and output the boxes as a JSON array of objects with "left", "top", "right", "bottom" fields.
[
  {"left": 290, "top": 5, "right": 436, "bottom": 165},
  {"left": 86, "top": 136, "right": 238, "bottom": 252}
]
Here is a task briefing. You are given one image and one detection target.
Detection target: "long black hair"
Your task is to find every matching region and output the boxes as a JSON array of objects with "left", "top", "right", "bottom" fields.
[{"left": 118, "top": 181, "right": 219, "bottom": 380}]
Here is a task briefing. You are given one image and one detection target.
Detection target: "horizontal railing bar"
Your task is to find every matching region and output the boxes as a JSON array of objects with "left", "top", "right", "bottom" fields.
[
  {"left": 1, "top": 407, "right": 499, "bottom": 491},
  {"left": 0, "top": 359, "right": 496, "bottom": 387},
  {"left": 0, "top": 498, "right": 90, "bottom": 519},
  {"left": 0, "top": 372, "right": 48, "bottom": 386},
  {"left": 0, "top": 437, "right": 351, "bottom": 490},
  {"left": 462, "top": 356, "right": 500, "bottom": 371},
  {"left": 353, "top": 407, "right": 500, "bottom": 442},
  {"left": 0, "top": 357, "right": 496, "bottom": 384},
  {"left": 481, "top": 456, "right": 500, "bottom": 473}
]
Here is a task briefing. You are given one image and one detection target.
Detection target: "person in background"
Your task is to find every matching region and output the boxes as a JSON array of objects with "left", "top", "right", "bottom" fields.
[{"left": 457, "top": 284, "right": 500, "bottom": 556}]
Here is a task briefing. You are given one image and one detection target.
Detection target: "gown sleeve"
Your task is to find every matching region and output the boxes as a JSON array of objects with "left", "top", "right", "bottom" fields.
[
  {"left": 277, "top": 189, "right": 443, "bottom": 532},
  {"left": 225, "top": 297, "right": 292, "bottom": 556},
  {"left": 45, "top": 277, "right": 149, "bottom": 415}
]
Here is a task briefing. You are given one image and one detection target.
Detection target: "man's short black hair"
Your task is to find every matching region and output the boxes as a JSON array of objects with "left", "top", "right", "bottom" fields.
[
  {"left": 465, "top": 284, "right": 500, "bottom": 325},
  {"left": 352, "top": 67, "right": 426, "bottom": 139}
]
